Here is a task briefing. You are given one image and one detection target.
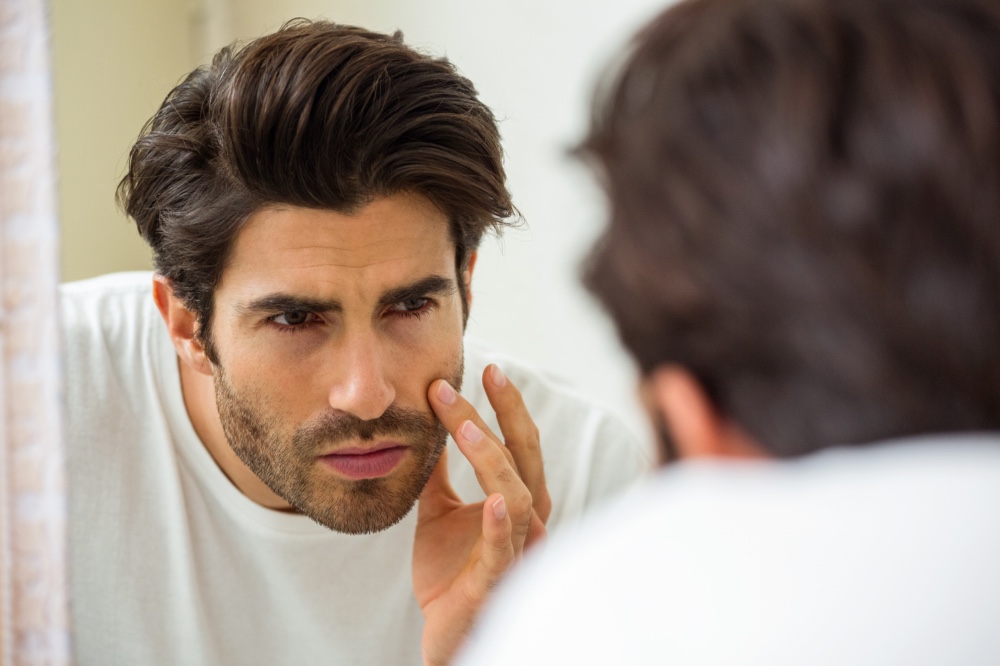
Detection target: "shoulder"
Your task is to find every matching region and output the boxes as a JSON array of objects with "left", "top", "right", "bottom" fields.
[
  {"left": 460, "top": 438, "right": 1000, "bottom": 665},
  {"left": 60, "top": 271, "right": 164, "bottom": 421},
  {"left": 60, "top": 270, "right": 156, "bottom": 308},
  {"left": 60, "top": 271, "right": 157, "bottom": 338},
  {"left": 60, "top": 271, "right": 162, "bottom": 362},
  {"left": 456, "top": 468, "right": 689, "bottom": 665}
]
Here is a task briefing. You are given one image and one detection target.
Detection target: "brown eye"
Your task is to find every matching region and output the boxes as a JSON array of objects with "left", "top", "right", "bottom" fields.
[
  {"left": 400, "top": 298, "right": 428, "bottom": 311},
  {"left": 386, "top": 297, "right": 432, "bottom": 318},
  {"left": 274, "top": 310, "right": 310, "bottom": 326}
]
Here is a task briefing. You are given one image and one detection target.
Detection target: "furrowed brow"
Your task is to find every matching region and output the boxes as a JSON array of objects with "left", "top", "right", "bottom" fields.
[
  {"left": 235, "top": 294, "right": 343, "bottom": 317},
  {"left": 378, "top": 275, "right": 456, "bottom": 308}
]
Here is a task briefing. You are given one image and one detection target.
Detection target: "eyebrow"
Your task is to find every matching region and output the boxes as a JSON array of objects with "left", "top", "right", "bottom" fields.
[
  {"left": 235, "top": 275, "right": 458, "bottom": 317},
  {"left": 377, "top": 275, "right": 457, "bottom": 308}
]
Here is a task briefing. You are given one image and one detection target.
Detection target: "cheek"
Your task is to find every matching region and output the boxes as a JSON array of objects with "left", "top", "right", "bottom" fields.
[
  {"left": 212, "top": 329, "right": 312, "bottom": 407},
  {"left": 388, "top": 317, "right": 465, "bottom": 405}
]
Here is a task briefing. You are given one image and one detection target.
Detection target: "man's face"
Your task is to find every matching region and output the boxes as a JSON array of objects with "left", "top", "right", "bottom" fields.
[{"left": 207, "top": 193, "right": 467, "bottom": 534}]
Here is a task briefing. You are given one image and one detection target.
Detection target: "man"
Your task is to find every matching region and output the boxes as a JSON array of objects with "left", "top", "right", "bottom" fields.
[
  {"left": 60, "top": 21, "right": 648, "bottom": 665},
  {"left": 460, "top": 0, "right": 1000, "bottom": 662}
]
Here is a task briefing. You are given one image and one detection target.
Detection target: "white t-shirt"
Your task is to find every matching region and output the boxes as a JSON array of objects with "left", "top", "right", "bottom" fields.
[
  {"left": 60, "top": 272, "right": 651, "bottom": 666},
  {"left": 460, "top": 436, "right": 1000, "bottom": 665}
]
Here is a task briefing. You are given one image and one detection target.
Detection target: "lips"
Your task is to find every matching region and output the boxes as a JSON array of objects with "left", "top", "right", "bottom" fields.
[{"left": 319, "top": 443, "right": 408, "bottom": 480}]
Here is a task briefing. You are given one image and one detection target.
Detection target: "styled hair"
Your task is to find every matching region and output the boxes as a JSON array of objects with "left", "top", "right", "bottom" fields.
[
  {"left": 581, "top": 0, "right": 1000, "bottom": 457},
  {"left": 118, "top": 20, "right": 513, "bottom": 356}
]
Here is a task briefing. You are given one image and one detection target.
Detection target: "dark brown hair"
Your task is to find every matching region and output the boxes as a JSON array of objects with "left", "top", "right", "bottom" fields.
[
  {"left": 581, "top": 0, "right": 1000, "bottom": 457},
  {"left": 118, "top": 20, "right": 514, "bottom": 358}
]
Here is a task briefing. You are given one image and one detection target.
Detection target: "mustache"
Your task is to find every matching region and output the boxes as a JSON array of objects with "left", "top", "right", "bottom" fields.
[{"left": 293, "top": 403, "right": 444, "bottom": 452}]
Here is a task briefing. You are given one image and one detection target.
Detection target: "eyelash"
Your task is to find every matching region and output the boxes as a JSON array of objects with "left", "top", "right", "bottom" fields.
[
  {"left": 266, "top": 312, "right": 322, "bottom": 334},
  {"left": 390, "top": 298, "right": 433, "bottom": 319},
  {"left": 265, "top": 299, "right": 434, "bottom": 334}
]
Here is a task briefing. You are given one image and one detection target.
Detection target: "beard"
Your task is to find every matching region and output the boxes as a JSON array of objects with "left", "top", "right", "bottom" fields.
[{"left": 213, "top": 361, "right": 462, "bottom": 534}]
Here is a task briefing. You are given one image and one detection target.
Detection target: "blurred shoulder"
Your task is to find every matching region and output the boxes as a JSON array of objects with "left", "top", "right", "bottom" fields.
[{"left": 460, "top": 437, "right": 1000, "bottom": 665}]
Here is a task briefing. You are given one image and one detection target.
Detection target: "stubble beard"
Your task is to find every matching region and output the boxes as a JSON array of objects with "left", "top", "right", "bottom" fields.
[{"left": 213, "top": 360, "right": 463, "bottom": 534}]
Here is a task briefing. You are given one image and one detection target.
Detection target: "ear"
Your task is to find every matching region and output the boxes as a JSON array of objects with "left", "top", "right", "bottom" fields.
[
  {"left": 646, "top": 365, "right": 766, "bottom": 461},
  {"left": 152, "top": 274, "right": 213, "bottom": 376},
  {"left": 462, "top": 250, "right": 478, "bottom": 307}
]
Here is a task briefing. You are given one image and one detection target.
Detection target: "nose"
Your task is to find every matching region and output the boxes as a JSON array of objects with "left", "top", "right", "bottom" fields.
[{"left": 326, "top": 332, "right": 396, "bottom": 421}]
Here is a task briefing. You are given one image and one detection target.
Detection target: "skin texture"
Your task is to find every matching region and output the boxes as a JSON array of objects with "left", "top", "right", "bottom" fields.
[{"left": 154, "top": 192, "right": 550, "bottom": 663}]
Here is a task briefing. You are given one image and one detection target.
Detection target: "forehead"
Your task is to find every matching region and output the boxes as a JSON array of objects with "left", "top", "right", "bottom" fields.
[{"left": 217, "top": 193, "right": 456, "bottom": 298}]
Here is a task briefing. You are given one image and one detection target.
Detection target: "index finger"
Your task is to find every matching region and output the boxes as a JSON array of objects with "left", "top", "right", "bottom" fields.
[
  {"left": 427, "top": 379, "right": 517, "bottom": 471},
  {"left": 428, "top": 379, "right": 534, "bottom": 547},
  {"left": 481, "top": 365, "right": 550, "bottom": 522}
]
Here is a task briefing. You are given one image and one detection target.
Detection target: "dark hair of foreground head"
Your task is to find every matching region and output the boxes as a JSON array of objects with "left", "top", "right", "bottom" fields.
[
  {"left": 581, "top": 0, "right": 1000, "bottom": 457},
  {"left": 118, "top": 19, "right": 514, "bottom": 360}
]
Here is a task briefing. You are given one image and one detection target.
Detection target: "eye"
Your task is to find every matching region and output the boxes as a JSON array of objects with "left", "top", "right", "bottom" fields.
[
  {"left": 387, "top": 297, "right": 431, "bottom": 318},
  {"left": 400, "top": 298, "right": 428, "bottom": 312},
  {"left": 270, "top": 310, "right": 315, "bottom": 327}
]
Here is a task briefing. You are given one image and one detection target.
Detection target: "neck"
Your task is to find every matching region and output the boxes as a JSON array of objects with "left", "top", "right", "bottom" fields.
[{"left": 177, "top": 357, "right": 295, "bottom": 511}]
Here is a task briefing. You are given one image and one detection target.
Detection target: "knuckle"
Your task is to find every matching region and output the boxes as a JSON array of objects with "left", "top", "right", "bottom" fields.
[
  {"left": 485, "top": 567, "right": 509, "bottom": 592},
  {"left": 509, "top": 489, "right": 534, "bottom": 519},
  {"left": 456, "top": 405, "right": 481, "bottom": 426},
  {"left": 508, "top": 424, "right": 539, "bottom": 455},
  {"left": 500, "top": 447, "right": 519, "bottom": 471},
  {"left": 477, "top": 550, "right": 514, "bottom": 595},
  {"left": 461, "top": 577, "right": 490, "bottom": 607},
  {"left": 527, "top": 424, "right": 541, "bottom": 450},
  {"left": 490, "top": 538, "right": 514, "bottom": 564}
]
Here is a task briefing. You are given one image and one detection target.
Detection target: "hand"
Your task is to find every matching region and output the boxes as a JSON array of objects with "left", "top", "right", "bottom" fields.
[{"left": 414, "top": 364, "right": 551, "bottom": 666}]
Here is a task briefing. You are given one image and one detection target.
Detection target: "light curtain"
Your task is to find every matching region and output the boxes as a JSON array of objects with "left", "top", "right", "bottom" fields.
[{"left": 0, "top": 0, "right": 71, "bottom": 663}]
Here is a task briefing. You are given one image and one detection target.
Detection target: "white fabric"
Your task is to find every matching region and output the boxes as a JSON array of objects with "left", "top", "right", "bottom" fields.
[
  {"left": 59, "top": 271, "right": 650, "bottom": 666},
  {"left": 461, "top": 436, "right": 1000, "bottom": 666}
]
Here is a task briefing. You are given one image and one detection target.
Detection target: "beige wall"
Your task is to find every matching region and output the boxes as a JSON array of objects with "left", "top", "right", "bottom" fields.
[{"left": 52, "top": 0, "right": 195, "bottom": 281}]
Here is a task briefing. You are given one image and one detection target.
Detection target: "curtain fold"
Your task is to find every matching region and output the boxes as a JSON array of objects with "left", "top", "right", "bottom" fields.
[{"left": 0, "top": 0, "right": 71, "bottom": 663}]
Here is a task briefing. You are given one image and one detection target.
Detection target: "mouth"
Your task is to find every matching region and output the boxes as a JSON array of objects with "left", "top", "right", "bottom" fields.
[{"left": 318, "top": 442, "right": 409, "bottom": 480}]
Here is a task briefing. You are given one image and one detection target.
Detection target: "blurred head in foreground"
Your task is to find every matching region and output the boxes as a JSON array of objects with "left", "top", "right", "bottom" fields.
[{"left": 580, "top": 0, "right": 1000, "bottom": 462}]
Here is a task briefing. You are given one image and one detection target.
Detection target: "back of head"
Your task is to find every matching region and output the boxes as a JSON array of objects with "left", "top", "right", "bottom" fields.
[
  {"left": 119, "top": 20, "right": 512, "bottom": 337},
  {"left": 581, "top": 0, "right": 1000, "bottom": 457}
]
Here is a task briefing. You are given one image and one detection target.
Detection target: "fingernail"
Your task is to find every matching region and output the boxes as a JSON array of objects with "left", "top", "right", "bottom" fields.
[
  {"left": 437, "top": 380, "right": 457, "bottom": 405},
  {"left": 492, "top": 496, "right": 507, "bottom": 520},
  {"left": 490, "top": 364, "right": 507, "bottom": 388},
  {"left": 460, "top": 420, "right": 484, "bottom": 444}
]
